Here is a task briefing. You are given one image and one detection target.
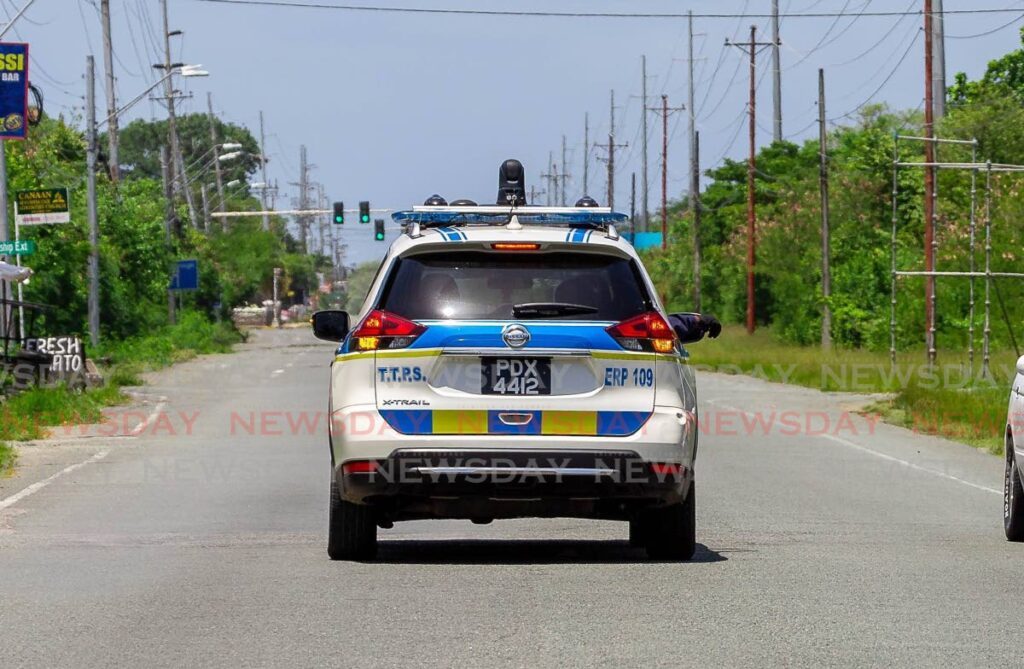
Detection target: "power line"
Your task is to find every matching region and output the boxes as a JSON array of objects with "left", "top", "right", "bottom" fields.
[
  {"left": 189, "top": 0, "right": 1024, "bottom": 20},
  {"left": 947, "top": 10, "right": 1024, "bottom": 38},
  {"left": 826, "top": 0, "right": 917, "bottom": 68},
  {"left": 829, "top": 28, "right": 922, "bottom": 122},
  {"left": 785, "top": 0, "right": 880, "bottom": 71}
]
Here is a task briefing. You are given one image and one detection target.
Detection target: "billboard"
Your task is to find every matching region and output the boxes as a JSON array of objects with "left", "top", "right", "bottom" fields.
[
  {"left": 0, "top": 43, "right": 28, "bottom": 140},
  {"left": 15, "top": 188, "right": 69, "bottom": 225}
]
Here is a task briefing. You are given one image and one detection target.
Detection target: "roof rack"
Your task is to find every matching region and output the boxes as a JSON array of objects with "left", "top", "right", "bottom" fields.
[{"left": 392, "top": 205, "right": 628, "bottom": 240}]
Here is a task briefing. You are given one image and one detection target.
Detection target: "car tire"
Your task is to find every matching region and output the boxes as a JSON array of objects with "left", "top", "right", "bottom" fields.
[
  {"left": 328, "top": 476, "right": 377, "bottom": 560},
  {"left": 1004, "top": 441, "right": 1024, "bottom": 542},
  {"left": 644, "top": 481, "right": 696, "bottom": 561}
]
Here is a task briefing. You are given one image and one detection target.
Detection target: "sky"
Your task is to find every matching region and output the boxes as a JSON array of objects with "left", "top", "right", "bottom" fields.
[{"left": 10, "top": 0, "right": 1024, "bottom": 263}]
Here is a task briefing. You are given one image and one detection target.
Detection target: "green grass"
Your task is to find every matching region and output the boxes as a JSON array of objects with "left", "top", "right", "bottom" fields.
[
  {"left": 0, "top": 384, "right": 128, "bottom": 442},
  {"left": 97, "top": 311, "right": 244, "bottom": 378},
  {"left": 689, "top": 325, "right": 1015, "bottom": 454},
  {"left": 0, "top": 442, "right": 14, "bottom": 475}
]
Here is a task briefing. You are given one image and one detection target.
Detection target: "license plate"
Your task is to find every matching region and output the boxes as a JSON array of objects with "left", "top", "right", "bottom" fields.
[{"left": 481, "top": 357, "right": 551, "bottom": 395}]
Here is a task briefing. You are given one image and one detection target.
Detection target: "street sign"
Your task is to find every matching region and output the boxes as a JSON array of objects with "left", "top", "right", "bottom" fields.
[
  {"left": 0, "top": 239, "right": 34, "bottom": 255},
  {"left": 15, "top": 188, "right": 70, "bottom": 225},
  {"left": 0, "top": 43, "right": 29, "bottom": 140},
  {"left": 170, "top": 259, "right": 199, "bottom": 291}
]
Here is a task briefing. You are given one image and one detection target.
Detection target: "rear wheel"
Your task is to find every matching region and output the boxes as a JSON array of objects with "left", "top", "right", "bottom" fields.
[
  {"left": 328, "top": 477, "right": 377, "bottom": 560},
  {"left": 644, "top": 481, "right": 696, "bottom": 561},
  {"left": 1004, "top": 441, "right": 1024, "bottom": 541}
]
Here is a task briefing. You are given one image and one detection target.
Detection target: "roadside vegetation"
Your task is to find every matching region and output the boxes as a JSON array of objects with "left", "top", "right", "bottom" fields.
[
  {"left": 644, "top": 32, "right": 1024, "bottom": 455},
  {"left": 691, "top": 326, "right": 1012, "bottom": 455},
  {"left": 0, "top": 101, "right": 341, "bottom": 474}
]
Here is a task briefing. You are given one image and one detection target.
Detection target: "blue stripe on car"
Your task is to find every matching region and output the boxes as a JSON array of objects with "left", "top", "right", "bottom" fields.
[{"left": 406, "top": 321, "right": 622, "bottom": 351}]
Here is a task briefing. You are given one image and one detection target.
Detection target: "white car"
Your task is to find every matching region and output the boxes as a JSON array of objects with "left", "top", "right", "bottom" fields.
[
  {"left": 313, "top": 160, "right": 719, "bottom": 561},
  {"left": 1004, "top": 355, "right": 1024, "bottom": 540}
]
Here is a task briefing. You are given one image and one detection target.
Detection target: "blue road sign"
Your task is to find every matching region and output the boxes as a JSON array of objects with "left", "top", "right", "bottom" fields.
[{"left": 170, "top": 259, "right": 199, "bottom": 291}]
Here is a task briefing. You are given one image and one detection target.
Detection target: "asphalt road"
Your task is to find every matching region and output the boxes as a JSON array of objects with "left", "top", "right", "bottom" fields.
[{"left": 0, "top": 327, "right": 1019, "bottom": 667}]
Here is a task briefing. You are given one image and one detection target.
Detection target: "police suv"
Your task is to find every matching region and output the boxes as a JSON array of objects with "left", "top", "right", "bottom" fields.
[{"left": 313, "top": 160, "right": 719, "bottom": 561}]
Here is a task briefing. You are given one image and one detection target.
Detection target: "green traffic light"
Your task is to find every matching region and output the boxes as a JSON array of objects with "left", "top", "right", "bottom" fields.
[
  {"left": 375, "top": 232, "right": 385, "bottom": 241},
  {"left": 334, "top": 216, "right": 343, "bottom": 224},
  {"left": 361, "top": 215, "right": 370, "bottom": 223}
]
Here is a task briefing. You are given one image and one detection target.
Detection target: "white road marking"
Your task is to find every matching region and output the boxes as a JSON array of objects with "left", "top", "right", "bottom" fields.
[
  {"left": 708, "top": 400, "right": 1001, "bottom": 496},
  {"left": 271, "top": 369, "right": 284, "bottom": 376},
  {"left": 0, "top": 449, "right": 110, "bottom": 512},
  {"left": 129, "top": 397, "right": 168, "bottom": 437}
]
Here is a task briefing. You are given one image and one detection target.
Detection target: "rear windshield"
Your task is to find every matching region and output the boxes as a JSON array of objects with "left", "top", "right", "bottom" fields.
[{"left": 379, "top": 251, "right": 650, "bottom": 321}]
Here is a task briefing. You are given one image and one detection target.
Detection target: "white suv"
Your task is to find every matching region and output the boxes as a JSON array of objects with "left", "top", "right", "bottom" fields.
[
  {"left": 313, "top": 164, "right": 718, "bottom": 561},
  {"left": 1004, "top": 355, "right": 1024, "bottom": 540}
]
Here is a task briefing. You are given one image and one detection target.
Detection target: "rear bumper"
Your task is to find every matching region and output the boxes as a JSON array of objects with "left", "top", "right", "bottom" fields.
[
  {"left": 335, "top": 449, "right": 692, "bottom": 521},
  {"left": 330, "top": 404, "right": 695, "bottom": 520}
]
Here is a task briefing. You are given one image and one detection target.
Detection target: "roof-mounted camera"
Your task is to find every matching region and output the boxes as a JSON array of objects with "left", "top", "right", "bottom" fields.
[{"left": 496, "top": 159, "right": 526, "bottom": 207}]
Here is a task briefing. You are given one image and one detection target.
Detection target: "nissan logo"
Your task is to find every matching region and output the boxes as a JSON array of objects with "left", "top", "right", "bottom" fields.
[{"left": 502, "top": 324, "right": 531, "bottom": 349}]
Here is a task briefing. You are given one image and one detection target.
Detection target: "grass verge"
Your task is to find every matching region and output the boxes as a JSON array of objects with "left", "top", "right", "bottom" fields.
[
  {"left": 689, "top": 325, "right": 1014, "bottom": 455},
  {"left": 0, "top": 442, "right": 14, "bottom": 475}
]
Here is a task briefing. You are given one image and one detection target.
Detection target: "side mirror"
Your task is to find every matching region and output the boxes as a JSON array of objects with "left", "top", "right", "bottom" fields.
[
  {"left": 1017, "top": 355, "right": 1024, "bottom": 377},
  {"left": 668, "top": 312, "right": 722, "bottom": 344},
  {"left": 312, "top": 310, "right": 350, "bottom": 342}
]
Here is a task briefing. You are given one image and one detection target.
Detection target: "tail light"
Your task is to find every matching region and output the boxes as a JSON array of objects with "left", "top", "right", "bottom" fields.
[
  {"left": 342, "top": 460, "right": 380, "bottom": 474},
  {"left": 351, "top": 309, "right": 426, "bottom": 351},
  {"left": 606, "top": 311, "right": 676, "bottom": 354}
]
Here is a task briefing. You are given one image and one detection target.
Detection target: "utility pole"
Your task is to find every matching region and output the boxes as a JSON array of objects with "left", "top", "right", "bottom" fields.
[
  {"left": 259, "top": 111, "right": 270, "bottom": 231},
  {"left": 609, "top": 89, "right": 616, "bottom": 209},
  {"left": 318, "top": 183, "right": 326, "bottom": 256},
  {"left": 727, "top": 26, "right": 774, "bottom": 334},
  {"left": 161, "top": 146, "right": 175, "bottom": 325},
  {"left": 595, "top": 90, "right": 628, "bottom": 210},
  {"left": 86, "top": 56, "right": 100, "bottom": 347},
  {"left": 641, "top": 55, "right": 650, "bottom": 230},
  {"left": 298, "top": 144, "right": 309, "bottom": 254},
  {"left": 100, "top": 0, "right": 119, "bottom": 182},
  {"left": 693, "top": 131, "right": 702, "bottom": 310},
  {"left": 688, "top": 10, "right": 702, "bottom": 310},
  {"left": 160, "top": 0, "right": 183, "bottom": 226},
  {"left": 924, "top": 0, "right": 937, "bottom": 364},
  {"left": 771, "top": 0, "right": 783, "bottom": 142},
  {"left": 818, "top": 69, "right": 832, "bottom": 350},
  {"left": 207, "top": 93, "right": 225, "bottom": 213},
  {"left": 648, "top": 95, "right": 685, "bottom": 250},
  {"left": 175, "top": 146, "right": 200, "bottom": 230},
  {"left": 561, "top": 135, "right": 569, "bottom": 205},
  {"left": 200, "top": 183, "right": 211, "bottom": 230},
  {"left": 629, "top": 172, "right": 636, "bottom": 238},
  {"left": 546, "top": 151, "right": 553, "bottom": 206},
  {"left": 541, "top": 158, "right": 560, "bottom": 206},
  {"left": 583, "top": 112, "right": 589, "bottom": 196},
  {"left": 932, "top": 0, "right": 946, "bottom": 119}
]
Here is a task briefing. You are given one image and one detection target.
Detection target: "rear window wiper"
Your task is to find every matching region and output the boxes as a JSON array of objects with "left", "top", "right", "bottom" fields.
[{"left": 512, "top": 302, "right": 599, "bottom": 318}]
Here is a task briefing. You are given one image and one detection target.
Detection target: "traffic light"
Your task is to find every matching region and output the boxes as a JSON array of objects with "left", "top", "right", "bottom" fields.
[
  {"left": 359, "top": 201, "right": 371, "bottom": 224},
  {"left": 332, "top": 201, "right": 344, "bottom": 225},
  {"left": 374, "top": 218, "right": 385, "bottom": 241}
]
